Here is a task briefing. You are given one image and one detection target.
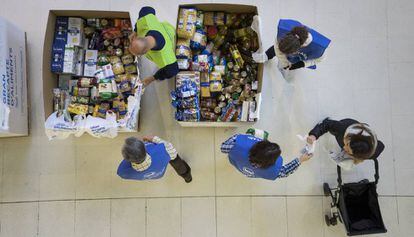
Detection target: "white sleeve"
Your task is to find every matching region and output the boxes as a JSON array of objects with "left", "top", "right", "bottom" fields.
[{"left": 152, "top": 136, "right": 178, "bottom": 160}]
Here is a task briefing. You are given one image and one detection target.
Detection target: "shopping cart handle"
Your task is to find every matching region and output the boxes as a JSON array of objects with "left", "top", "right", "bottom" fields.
[{"left": 336, "top": 158, "right": 380, "bottom": 185}]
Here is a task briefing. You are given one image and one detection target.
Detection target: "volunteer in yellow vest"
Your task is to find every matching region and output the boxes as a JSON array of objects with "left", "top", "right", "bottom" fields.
[{"left": 129, "top": 6, "right": 178, "bottom": 86}]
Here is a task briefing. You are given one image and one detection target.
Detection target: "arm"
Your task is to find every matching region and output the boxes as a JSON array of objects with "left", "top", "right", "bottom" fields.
[
  {"left": 150, "top": 136, "right": 178, "bottom": 160},
  {"left": 220, "top": 134, "right": 238, "bottom": 154},
  {"left": 154, "top": 62, "right": 179, "bottom": 80},
  {"left": 308, "top": 118, "right": 343, "bottom": 140},
  {"left": 303, "top": 54, "right": 325, "bottom": 68},
  {"left": 276, "top": 158, "right": 301, "bottom": 178},
  {"left": 265, "top": 46, "right": 276, "bottom": 60},
  {"left": 276, "top": 153, "right": 313, "bottom": 178},
  {"left": 274, "top": 44, "right": 291, "bottom": 68}
]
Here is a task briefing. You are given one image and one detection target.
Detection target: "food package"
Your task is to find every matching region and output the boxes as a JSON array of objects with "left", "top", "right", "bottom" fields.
[
  {"left": 176, "top": 38, "right": 191, "bottom": 58},
  {"left": 175, "top": 108, "right": 200, "bottom": 121},
  {"left": 195, "top": 10, "right": 204, "bottom": 28},
  {"left": 200, "top": 72, "right": 210, "bottom": 97},
  {"left": 190, "top": 28, "right": 207, "bottom": 50},
  {"left": 68, "top": 103, "right": 88, "bottom": 115},
  {"left": 176, "top": 71, "right": 200, "bottom": 93},
  {"left": 177, "top": 58, "right": 190, "bottom": 70},
  {"left": 171, "top": 96, "right": 199, "bottom": 109},
  {"left": 177, "top": 8, "right": 197, "bottom": 39},
  {"left": 83, "top": 50, "right": 98, "bottom": 77},
  {"left": 204, "top": 12, "right": 225, "bottom": 26},
  {"left": 209, "top": 72, "right": 222, "bottom": 92}
]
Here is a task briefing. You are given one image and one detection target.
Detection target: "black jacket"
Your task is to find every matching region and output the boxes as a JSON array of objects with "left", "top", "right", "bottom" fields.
[{"left": 308, "top": 118, "right": 385, "bottom": 160}]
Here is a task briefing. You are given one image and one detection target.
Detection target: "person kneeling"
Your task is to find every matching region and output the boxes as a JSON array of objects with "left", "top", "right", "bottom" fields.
[
  {"left": 118, "top": 136, "right": 192, "bottom": 182},
  {"left": 221, "top": 129, "right": 312, "bottom": 180}
]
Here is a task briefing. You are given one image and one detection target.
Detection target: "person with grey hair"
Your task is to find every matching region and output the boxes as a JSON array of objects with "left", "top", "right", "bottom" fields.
[
  {"left": 117, "top": 135, "right": 192, "bottom": 182},
  {"left": 307, "top": 118, "right": 385, "bottom": 170}
]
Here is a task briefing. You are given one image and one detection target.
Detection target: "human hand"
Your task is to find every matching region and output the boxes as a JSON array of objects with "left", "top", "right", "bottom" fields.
[
  {"left": 252, "top": 52, "right": 268, "bottom": 63},
  {"left": 143, "top": 135, "right": 155, "bottom": 142},
  {"left": 307, "top": 135, "right": 317, "bottom": 144},
  {"left": 142, "top": 76, "right": 156, "bottom": 87},
  {"left": 299, "top": 153, "right": 313, "bottom": 163}
]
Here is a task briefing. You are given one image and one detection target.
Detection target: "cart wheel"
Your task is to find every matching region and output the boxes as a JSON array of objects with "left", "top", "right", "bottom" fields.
[
  {"left": 325, "top": 215, "right": 331, "bottom": 226},
  {"left": 323, "top": 183, "right": 331, "bottom": 196},
  {"left": 330, "top": 216, "right": 338, "bottom": 226}
]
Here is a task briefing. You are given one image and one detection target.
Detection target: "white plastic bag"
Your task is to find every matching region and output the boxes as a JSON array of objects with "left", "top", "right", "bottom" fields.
[
  {"left": 85, "top": 111, "right": 118, "bottom": 138},
  {"left": 297, "top": 134, "right": 316, "bottom": 155},
  {"left": 45, "top": 111, "right": 84, "bottom": 140}
]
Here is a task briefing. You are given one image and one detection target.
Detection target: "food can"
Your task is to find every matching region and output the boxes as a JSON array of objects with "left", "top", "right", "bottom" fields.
[{"left": 214, "top": 106, "right": 222, "bottom": 114}]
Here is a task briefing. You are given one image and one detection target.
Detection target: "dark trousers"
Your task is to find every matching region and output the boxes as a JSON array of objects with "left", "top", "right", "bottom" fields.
[{"left": 169, "top": 155, "right": 192, "bottom": 181}]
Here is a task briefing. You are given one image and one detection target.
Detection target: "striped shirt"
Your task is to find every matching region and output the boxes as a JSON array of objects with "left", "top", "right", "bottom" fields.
[
  {"left": 221, "top": 134, "right": 301, "bottom": 178},
  {"left": 132, "top": 136, "right": 177, "bottom": 172}
]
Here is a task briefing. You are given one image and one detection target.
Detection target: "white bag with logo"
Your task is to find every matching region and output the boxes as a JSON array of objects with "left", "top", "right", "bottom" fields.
[{"left": 45, "top": 112, "right": 85, "bottom": 140}]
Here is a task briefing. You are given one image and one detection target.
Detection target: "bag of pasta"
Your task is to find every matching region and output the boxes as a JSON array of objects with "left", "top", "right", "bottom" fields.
[{"left": 177, "top": 8, "right": 197, "bottom": 39}]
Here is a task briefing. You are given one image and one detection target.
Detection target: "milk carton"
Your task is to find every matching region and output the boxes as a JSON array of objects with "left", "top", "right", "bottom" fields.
[
  {"left": 83, "top": 49, "right": 98, "bottom": 77},
  {"left": 67, "top": 17, "right": 84, "bottom": 47}
]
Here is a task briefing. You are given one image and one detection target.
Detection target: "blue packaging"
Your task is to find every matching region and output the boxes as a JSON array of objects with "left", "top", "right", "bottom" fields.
[
  {"left": 53, "top": 17, "right": 68, "bottom": 45},
  {"left": 175, "top": 109, "right": 200, "bottom": 121}
]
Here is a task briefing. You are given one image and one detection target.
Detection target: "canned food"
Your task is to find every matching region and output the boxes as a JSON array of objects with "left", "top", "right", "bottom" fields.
[
  {"left": 71, "top": 96, "right": 89, "bottom": 104},
  {"left": 214, "top": 106, "right": 222, "bottom": 114}
]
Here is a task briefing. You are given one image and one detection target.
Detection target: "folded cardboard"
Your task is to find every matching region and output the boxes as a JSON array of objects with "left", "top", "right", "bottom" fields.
[{"left": 0, "top": 16, "right": 28, "bottom": 137}]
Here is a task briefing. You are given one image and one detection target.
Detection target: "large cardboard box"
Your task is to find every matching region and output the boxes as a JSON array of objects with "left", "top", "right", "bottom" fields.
[
  {"left": 0, "top": 17, "right": 28, "bottom": 137},
  {"left": 175, "top": 4, "right": 263, "bottom": 127},
  {"left": 42, "top": 10, "right": 140, "bottom": 136}
]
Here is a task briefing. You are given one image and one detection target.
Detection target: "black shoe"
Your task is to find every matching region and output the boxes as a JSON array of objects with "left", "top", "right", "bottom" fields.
[{"left": 183, "top": 173, "right": 192, "bottom": 183}]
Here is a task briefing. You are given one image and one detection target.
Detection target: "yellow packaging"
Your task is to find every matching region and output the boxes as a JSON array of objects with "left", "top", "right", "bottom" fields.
[
  {"left": 209, "top": 72, "right": 222, "bottom": 92},
  {"left": 177, "top": 8, "right": 197, "bottom": 39},
  {"left": 200, "top": 72, "right": 210, "bottom": 97},
  {"left": 67, "top": 103, "right": 88, "bottom": 115},
  {"left": 175, "top": 38, "right": 191, "bottom": 58}
]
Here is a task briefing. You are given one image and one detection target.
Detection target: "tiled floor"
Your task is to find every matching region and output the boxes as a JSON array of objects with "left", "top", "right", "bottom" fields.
[{"left": 0, "top": 0, "right": 413, "bottom": 236}]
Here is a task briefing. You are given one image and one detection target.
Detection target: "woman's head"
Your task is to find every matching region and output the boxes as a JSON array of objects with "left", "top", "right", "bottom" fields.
[
  {"left": 249, "top": 140, "right": 281, "bottom": 168},
  {"left": 278, "top": 26, "right": 309, "bottom": 54},
  {"left": 122, "top": 137, "right": 147, "bottom": 163},
  {"left": 343, "top": 124, "right": 378, "bottom": 160}
]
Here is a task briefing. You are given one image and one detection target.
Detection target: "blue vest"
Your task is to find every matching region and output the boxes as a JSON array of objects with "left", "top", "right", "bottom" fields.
[
  {"left": 277, "top": 19, "right": 331, "bottom": 69},
  {"left": 117, "top": 143, "right": 171, "bottom": 180},
  {"left": 228, "top": 134, "right": 283, "bottom": 180}
]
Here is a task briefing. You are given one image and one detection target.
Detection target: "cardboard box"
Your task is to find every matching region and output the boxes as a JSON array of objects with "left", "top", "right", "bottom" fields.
[
  {"left": 175, "top": 4, "right": 263, "bottom": 128},
  {"left": 0, "top": 16, "right": 28, "bottom": 137},
  {"left": 42, "top": 10, "right": 140, "bottom": 135}
]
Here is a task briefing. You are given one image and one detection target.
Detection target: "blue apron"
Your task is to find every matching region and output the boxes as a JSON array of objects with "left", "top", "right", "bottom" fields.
[
  {"left": 228, "top": 134, "right": 283, "bottom": 180},
  {"left": 117, "top": 143, "right": 171, "bottom": 180},
  {"left": 277, "top": 19, "right": 331, "bottom": 69}
]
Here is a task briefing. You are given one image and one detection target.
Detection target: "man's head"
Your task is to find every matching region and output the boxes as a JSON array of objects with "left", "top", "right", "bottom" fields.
[
  {"left": 248, "top": 140, "right": 281, "bottom": 168},
  {"left": 129, "top": 35, "right": 150, "bottom": 56},
  {"left": 343, "top": 124, "right": 377, "bottom": 160},
  {"left": 278, "top": 26, "right": 309, "bottom": 55},
  {"left": 122, "top": 137, "right": 147, "bottom": 163}
]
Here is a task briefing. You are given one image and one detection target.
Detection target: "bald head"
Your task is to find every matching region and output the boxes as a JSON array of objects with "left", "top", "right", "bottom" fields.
[{"left": 129, "top": 36, "right": 150, "bottom": 56}]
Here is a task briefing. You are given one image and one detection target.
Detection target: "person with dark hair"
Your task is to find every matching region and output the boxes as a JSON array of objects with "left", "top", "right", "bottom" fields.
[
  {"left": 129, "top": 6, "right": 178, "bottom": 86},
  {"left": 307, "top": 118, "right": 385, "bottom": 170},
  {"left": 221, "top": 128, "right": 312, "bottom": 180},
  {"left": 117, "top": 136, "right": 192, "bottom": 182},
  {"left": 253, "top": 19, "right": 331, "bottom": 78}
]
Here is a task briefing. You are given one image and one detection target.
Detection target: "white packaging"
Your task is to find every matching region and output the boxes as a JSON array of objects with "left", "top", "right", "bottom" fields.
[
  {"left": 67, "top": 17, "right": 84, "bottom": 47},
  {"left": 75, "top": 49, "right": 85, "bottom": 76},
  {"left": 63, "top": 44, "right": 78, "bottom": 74},
  {"left": 0, "top": 16, "right": 28, "bottom": 137},
  {"left": 83, "top": 49, "right": 98, "bottom": 77},
  {"left": 240, "top": 101, "right": 249, "bottom": 122},
  {"left": 248, "top": 101, "right": 256, "bottom": 122}
]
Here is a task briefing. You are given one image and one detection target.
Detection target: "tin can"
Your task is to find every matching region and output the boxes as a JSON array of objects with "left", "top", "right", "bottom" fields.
[
  {"left": 219, "top": 94, "right": 226, "bottom": 102},
  {"left": 225, "top": 93, "right": 231, "bottom": 100},
  {"left": 232, "top": 92, "right": 240, "bottom": 100},
  {"left": 124, "top": 64, "right": 137, "bottom": 74},
  {"left": 233, "top": 64, "right": 240, "bottom": 72},
  {"left": 115, "top": 48, "right": 123, "bottom": 57},
  {"left": 241, "top": 71, "right": 247, "bottom": 78},
  {"left": 227, "top": 61, "right": 234, "bottom": 70},
  {"left": 77, "top": 78, "right": 98, "bottom": 88},
  {"left": 71, "top": 96, "right": 89, "bottom": 104},
  {"left": 218, "top": 101, "right": 227, "bottom": 108},
  {"left": 214, "top": 106, "right": 222, "bottom": 114},
  {"left": 235, "top": 86, "right": 242, "bottom": 93},
  {"left": 121, "top": 54, "right": 134, "bottom": 65},
  {"left": 73, "top": 87, "right": 90, "bottom": 97}
]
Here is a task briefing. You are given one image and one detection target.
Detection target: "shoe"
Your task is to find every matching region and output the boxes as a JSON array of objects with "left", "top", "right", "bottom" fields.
[{"left": 183, "top": 173, "right": 192, "bottom": 183}]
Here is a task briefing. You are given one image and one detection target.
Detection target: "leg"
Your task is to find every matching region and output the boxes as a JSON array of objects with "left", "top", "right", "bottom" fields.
[{"left": 169, "top": 155, "right": 192, "bottom": 183}]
